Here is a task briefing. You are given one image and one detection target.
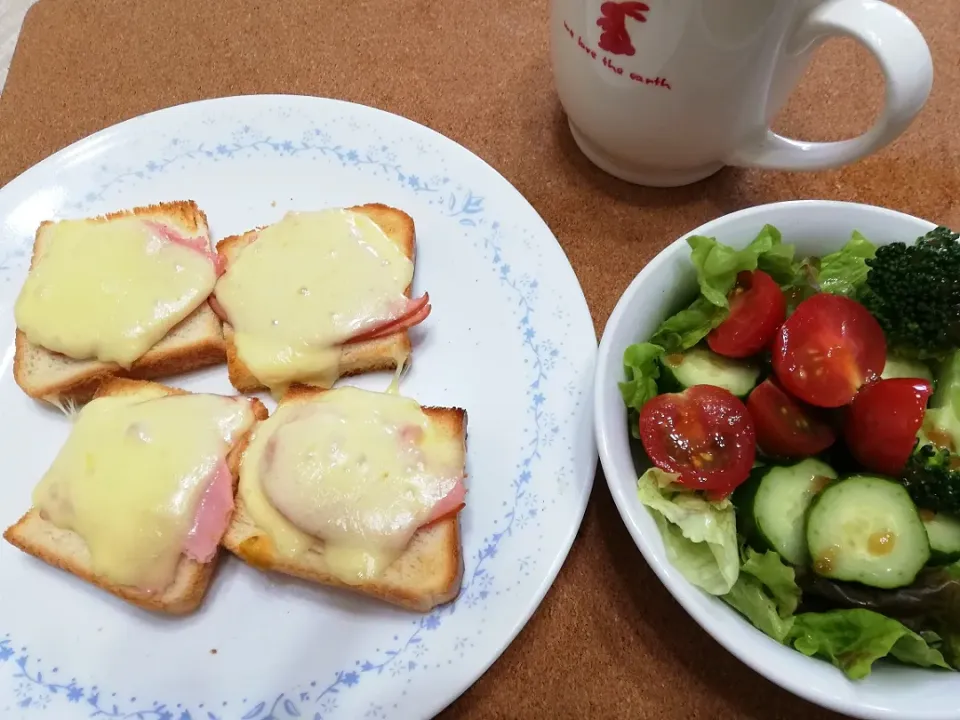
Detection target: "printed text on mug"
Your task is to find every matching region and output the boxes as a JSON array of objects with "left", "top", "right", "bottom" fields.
[{"left": 562, "top": 19, "right": 671, "bottom": 90}]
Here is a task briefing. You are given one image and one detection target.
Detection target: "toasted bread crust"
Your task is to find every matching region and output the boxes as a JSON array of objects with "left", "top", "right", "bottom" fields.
[
  {"left": 222, "top": 385, "right": 467, "bottom": 612},
  {"left": 2, "top": 378, "right": 268, "bottom": 615},
  {"left": 12, "top": 201, "right": 226, "bottom": 405},
  {"left": 215, "top": 203, "right": 417, "bottom": 395},
  {"left": 32, "top": 200, "right": 210, "bottom": 241},
  {"left": 13, "top": 309, "right": 225, "bottom": 404},
  {"left": 3, "top": 509, "right": 219, "bottom": 615}
]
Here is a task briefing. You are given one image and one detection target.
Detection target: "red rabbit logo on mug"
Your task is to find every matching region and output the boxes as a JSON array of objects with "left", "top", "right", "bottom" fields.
[{"left": 596, "top": 1, "right": 650, "bottom": 56}]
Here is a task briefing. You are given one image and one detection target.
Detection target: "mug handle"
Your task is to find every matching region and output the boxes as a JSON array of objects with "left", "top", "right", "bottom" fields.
[{"left": 725, "top": 0, "right": 933, "bottom": 171}]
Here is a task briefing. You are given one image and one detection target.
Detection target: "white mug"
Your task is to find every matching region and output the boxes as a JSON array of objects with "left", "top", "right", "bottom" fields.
[{"left": 549, "top": 0, "right": 934, "bottom": 187}]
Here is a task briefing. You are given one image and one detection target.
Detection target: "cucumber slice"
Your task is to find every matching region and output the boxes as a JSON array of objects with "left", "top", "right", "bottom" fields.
[
  {"left": 735, "top": 458, "right": 837, "bottom": 565},
  {"left": 922, "top": 511, "right": 960, "bottom": 564},
  {"left": 806, "top": 475, "right": 930, "bottom": 589},
  {"left": 660, "top": 347, "right": 759, "bottom": 398},
  {"left": 881, "top": 356, "right": 933, "bottom": 383}
]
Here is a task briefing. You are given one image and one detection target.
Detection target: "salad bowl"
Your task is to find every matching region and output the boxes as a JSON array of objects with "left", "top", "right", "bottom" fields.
[{"left": 595, "top": 200, "right": 960, "bottom": 720}]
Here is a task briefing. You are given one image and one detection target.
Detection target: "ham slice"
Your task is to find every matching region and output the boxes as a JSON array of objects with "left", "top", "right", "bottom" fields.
[
  {"left": 209, "top": 292, "right": 432, "bottom": 344},
  {"left": 398, "top": 422, "right": 467, "bottom": 527},
  {"left": 344, "top": 293, "right": 432, "bottom": 345},
  {"left": 145, "top": 220, "right": 225, "bottom": 275},
  {"left": 209, "top": 295, "right": 229, "bottom": 323},
  {"left": 182, "top": 458, "right": 234, "bottom": 563},
  {"left": 425, "top": 479, "right": 466, "bottom": 525}
]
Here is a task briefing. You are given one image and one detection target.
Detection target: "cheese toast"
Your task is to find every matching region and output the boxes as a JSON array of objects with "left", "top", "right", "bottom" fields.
[
  {"left": 215, "top": 203, "right": 417, "bottom": 394},
  {"left": 3, "top": 378, "right": 268, "bottom": 615},
  {"left": 222, "top": 384, "right": 466, "bottom": 612},
  {"left": 13, "top": 201, "right": 226, "bottom": 404}
]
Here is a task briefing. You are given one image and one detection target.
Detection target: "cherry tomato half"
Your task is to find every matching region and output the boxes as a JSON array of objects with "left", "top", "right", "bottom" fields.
[
  {"left": 845, "top": 378, "right": 933, "bottom": 476},
  {"left": 639, "top": 385, "right": 756, "bottom": 496},
  {"left": 746, "top": 379, "right": 837, "bottom": 459},
  {"left": 707, "top": 270, "right": 787, "bottom": 358},
  {"left": 772, "top": 294, "right": 886, "bottom": 408}
]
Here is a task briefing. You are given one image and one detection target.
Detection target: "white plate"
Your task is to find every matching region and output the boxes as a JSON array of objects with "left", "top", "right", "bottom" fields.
[
  {"left": 595, "top": 200, "right": 960, "bottom": 720},
  {"left": 0, "top": 94, "right": 597, "bottom": 720}
]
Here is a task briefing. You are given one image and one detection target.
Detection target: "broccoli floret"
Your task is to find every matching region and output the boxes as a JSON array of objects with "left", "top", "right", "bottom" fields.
[
  {"left": 901, "top": 443, "right": 960, "bottom": 515},
  {"left": 858, "top": 226, "right": 960, "bottom": 359}
]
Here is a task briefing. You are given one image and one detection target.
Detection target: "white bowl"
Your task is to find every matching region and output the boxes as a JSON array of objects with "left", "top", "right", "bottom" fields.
[{"left": 594, "top": 200, "right": 960, "bottom": 720}]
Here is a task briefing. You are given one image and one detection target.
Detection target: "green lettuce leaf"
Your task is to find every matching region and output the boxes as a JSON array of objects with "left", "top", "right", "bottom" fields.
[
  {"left": 722, "top": 549, "right": 800, "bottom": 642},
  {"left": 637, "top": 468, "right": 740, "bottom": 595},
  {"left": 750, "top": 226, "right": 798, "bottom": 284},
  {"left": 892, "top": 629, "right": 953, "bottom": 669},
  {"left": 788, "top": 609, "right": 951, "bottom": 680},
  {"left": 779, "top": 257, "right": 821, "bottom": 314},
  {"left": 687, "top": 225, "right": 797, "bottom": 307},
  {"left": 648, "top": 296, "right": 727, "bottom": 355},
  {"left": 798, "top": 561, "right": 960, "bottom": 669},
  {"left": 943, "top": 630, "right": 960, "bottom": 669},
  {"left": 742, "top": 549, "right": 802, "bottom": 616},
  {"left": 619, "top": 342, "right": 664, "bottom": 413},
  {"left": 817, "top": 231, "right": 877, "bottom": 297},
  {"left": 622, "top": 226, "right": 795, "bottom": 363},
  {"left": 782, "top": 231, "right": 877, "bottom": 308}
]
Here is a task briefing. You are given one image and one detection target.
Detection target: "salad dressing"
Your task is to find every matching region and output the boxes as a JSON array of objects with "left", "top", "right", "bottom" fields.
[
  {"left": 811, "top": 475, "right": 833, "bottom": 493},
  {"left": 867, "top": 530, "right": 896, "bottom": 556},
  {"left": 812, "top": 546, "right": 840, "bottom": 575}
]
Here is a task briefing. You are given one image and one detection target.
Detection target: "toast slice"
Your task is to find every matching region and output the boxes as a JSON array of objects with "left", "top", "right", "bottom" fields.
[
  {"left": 13, "top": 201, "right": 226, "bottom": 405},
  {"left": 216, "top": 203, "right": 416, "bottom": 394},
  {"left": 3, "top": 378, "right": 268, "bottom": 615},
  {"left": 222, "top": 385, "right": 467, "bottom": 612}
]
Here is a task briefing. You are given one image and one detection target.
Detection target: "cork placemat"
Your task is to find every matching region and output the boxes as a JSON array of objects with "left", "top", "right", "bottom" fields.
[{"left": 1, "top": 0, "right": 958, "bottom": 717}]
